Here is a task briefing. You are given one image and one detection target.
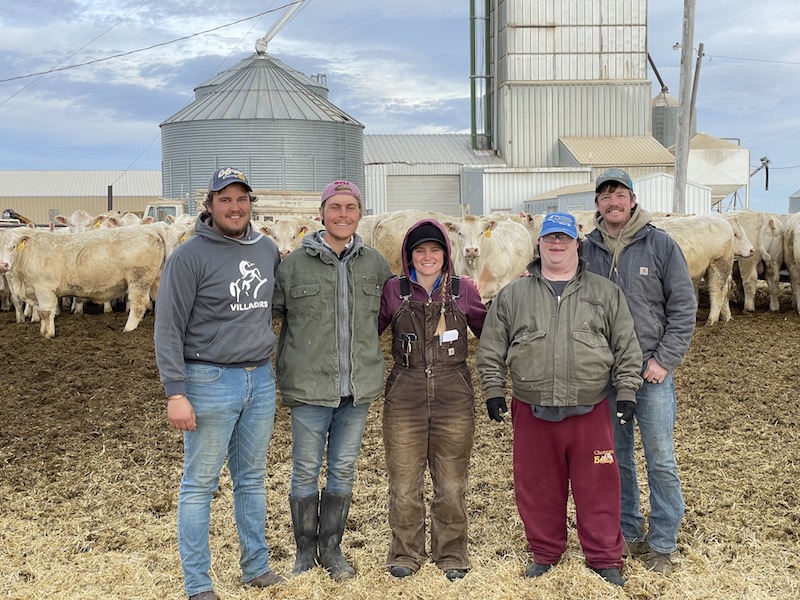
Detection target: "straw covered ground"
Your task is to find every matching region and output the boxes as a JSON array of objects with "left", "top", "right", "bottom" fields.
[{"left": 1, "top": 286, "right": 799, "bottom": 600}]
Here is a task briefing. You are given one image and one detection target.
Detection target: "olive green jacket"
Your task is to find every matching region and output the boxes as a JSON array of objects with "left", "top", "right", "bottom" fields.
[
  {"left": 273, "top": 231, "right": 393, "bottom": 407},
  {"left": 476, "top": 259, "right": 643, "bottom": 406}
]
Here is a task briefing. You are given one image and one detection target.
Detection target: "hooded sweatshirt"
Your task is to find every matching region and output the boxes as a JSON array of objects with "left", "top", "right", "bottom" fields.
[
  {"left": 583, "top": 204, "right": 697, "bottom": 371},
  {"left": 378, "top": 219, "right": 486, "bottom": 337},
  {"left": 154, "top": 214, "right": 281, "bottom": 398}
]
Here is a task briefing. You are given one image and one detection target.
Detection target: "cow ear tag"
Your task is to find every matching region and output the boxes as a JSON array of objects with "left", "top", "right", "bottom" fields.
[
  {"left": 485, "top": 230, "right": 492, "bottom": 238},
  {"left": 17, "top": 241, "right": 26, "bottom": 251}
]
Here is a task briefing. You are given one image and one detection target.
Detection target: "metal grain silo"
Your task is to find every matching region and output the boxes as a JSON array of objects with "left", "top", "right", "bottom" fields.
[
  {"left": 652, "top": 91, "right": 679, "bottom": 149},
  {"left": 160, "top": 49, "right": 364, "bottom": 201}
]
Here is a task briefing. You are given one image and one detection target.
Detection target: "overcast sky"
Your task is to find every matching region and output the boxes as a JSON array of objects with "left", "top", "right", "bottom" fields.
[{"left": 1, "top": 1, "right": 798, "bottom": 213}]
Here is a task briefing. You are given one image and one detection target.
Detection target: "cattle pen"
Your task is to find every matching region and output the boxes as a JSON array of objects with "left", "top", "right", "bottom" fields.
[{"left": 0, "top": 288, "right": 798, "bottom": 600}]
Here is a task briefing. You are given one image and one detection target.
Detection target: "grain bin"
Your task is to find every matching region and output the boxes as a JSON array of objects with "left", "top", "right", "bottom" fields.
[{"left": 160, "top": 48, "right": 364, "bottom": 204}]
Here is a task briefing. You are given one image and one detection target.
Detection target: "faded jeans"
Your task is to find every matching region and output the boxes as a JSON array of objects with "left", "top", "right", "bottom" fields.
[
  {"left": 609, "top": 372, "right": 684, "bottom": 554},
  {"left": 178, "top": 363, "right": 277, "bottom": 597},
  {"left": 290, "top": 399, "right": 371, "bottom": 498}
]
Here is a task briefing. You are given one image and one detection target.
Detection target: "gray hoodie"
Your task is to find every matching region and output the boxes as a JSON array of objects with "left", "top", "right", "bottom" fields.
[{"left": 154, "top": 214, "right": 281, "bottom": 398}]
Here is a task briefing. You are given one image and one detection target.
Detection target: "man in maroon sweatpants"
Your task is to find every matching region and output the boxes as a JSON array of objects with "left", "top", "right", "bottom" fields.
[{"left": 476, "top": 212, "right": 643, "bottom": 587}]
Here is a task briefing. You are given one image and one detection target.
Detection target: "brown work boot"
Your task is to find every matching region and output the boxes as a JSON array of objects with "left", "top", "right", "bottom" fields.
[
  {"left": 188, "top": 592, "right": 218, "bottom": 600},
  {"left": 622, "top": 539, "right": 649, "bottom": 558},
  {"left": 645, "top": 550, "right": 674, "bottom": 575},
  {"left": 245, "top": 570, "right": 287, "bottom": 587}
]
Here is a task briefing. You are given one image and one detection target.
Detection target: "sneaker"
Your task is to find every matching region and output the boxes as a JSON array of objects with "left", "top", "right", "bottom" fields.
[
  {"left": 590, "top": 567, "right": 625, "bottom": 587},
  {"left": 645, "top": 551, "right": 674, "bottom": 575},
  {"left": 622, "top": 539, "right": 649, "bottom": 558},
  {"left": 188, "top": 593, "right": 218, "bottom": 600},
  {"left": 245, "top": 570, "right": 287, "bottom": 587},
  {"left": 524, "top": 562, "right": 554, "bottom": 578},
  {"left": 445, "top": 568, "right": 467, "bottom": 581},
  {"left": 390, "top": 565, "right": 414, "bottom": 578}
]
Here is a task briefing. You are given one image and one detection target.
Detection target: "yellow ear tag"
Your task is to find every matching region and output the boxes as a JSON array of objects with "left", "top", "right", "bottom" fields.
[
  {"left": 298, "top": 227, "right": 307, "bottom": 237},
  {"left": 17, "top": 240, "right": 26, "bottom": 251},
  {"left": 485, "top": 229, "right": 492, "bottom": 238}
]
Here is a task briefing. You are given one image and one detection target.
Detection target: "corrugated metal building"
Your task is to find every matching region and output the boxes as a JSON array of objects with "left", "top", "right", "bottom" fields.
[
  {"left": 364, "top": 134, "right": 505, "bottom": 215},
  {"left": 0, "top": 171, "right": 160, "bottom": 224},
  {"left": 160, "top": 49, "right": 364, "bottom": 205},
  {"left": 366, "top": 0, "right": 692, "bottom": 216},
  {"left": 492, "top": 0, "right": 651, "bottom": 169}
]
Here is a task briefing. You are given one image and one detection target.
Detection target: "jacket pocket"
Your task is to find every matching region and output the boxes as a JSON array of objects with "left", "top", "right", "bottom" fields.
[
  {"left": 571, "top": 330, "right": 614, "bottom": 382},
  {"left": 506, "top": 330, "right": 547, "bottom": 381},
  {"left": 289, "top": 282, "right": 323, "bottom": 317},
  {"left": 358, "top": 275, "right": 382, "bottom": 316}
]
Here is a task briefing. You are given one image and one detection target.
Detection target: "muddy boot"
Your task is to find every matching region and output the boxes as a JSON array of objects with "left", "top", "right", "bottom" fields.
[
  {"left": 290, "top": 494, "right": 319, "bottom": 575},
  {"left": 317, "top": 491, "right": 356, "bottom": 580}
]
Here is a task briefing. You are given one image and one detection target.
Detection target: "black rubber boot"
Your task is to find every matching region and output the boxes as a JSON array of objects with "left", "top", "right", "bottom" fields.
[
  {"left": 290, "top": 494, "right": 319, "bottom": 575},
  {"left": 317, "top": 491, "right": 356, "bottom": 580}
]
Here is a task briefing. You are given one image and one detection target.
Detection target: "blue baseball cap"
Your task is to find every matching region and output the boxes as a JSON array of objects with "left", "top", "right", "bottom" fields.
[
  {"left": 595, "top": 168, "right": 634, "bottom": 192},
  {"left": 207, "top": 167, "right": 253, "bottom": 193},
  {"left": 540, "top": 212, "right": 578, "bottom": 239}
]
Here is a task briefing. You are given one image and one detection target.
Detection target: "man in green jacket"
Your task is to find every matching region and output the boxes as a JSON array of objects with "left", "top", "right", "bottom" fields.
[
  {"left": 273, "top": 180, "right": 393, "bottom": 580},
  {"left": 477, "top": 212, "right": 642, "bottom": 588}
]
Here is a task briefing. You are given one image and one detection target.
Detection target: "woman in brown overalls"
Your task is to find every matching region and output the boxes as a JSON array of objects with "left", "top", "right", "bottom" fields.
[{"left": 378, "top": 219, "right": 487, "bottom": 581}]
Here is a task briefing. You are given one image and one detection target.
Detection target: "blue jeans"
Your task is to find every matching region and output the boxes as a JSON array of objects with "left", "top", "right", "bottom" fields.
[
  {"left": 290, "top": 400, "right": 371, "bottom": 498},
  {"left": 178, "top": 363, "right": 277, "bottom": 597},
  {"left": 609, "top": 372, "right": 684, "bottom": 554}
]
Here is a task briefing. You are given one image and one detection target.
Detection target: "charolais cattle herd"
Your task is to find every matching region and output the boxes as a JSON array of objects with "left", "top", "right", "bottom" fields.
[{"left": 1, "top": 207, "right": 798, "bottom": 338}]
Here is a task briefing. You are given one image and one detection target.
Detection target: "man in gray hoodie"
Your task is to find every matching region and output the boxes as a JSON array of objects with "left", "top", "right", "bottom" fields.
[{"left": 154, "top": 167, "right": 284, "bottom": 600}]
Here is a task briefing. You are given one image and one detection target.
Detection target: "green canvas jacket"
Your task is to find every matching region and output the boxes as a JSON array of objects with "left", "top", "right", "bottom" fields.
[
  {"left": 273, "top": 231, "right": 393, "bottom": 407},
  {"left": 477, "top": 259, "right": 643, "bottom": 406}
]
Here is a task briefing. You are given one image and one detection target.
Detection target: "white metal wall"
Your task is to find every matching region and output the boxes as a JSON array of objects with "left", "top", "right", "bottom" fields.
[
  {"left": 498, "top": 82, "right": 653, "bottom": 168},
  {"left": 497, "top": 0, "right": 648, "bottom": 82},
  {"left": 492, "top": 0, "right": 652, "bottom": 169},
  {"left": 688, "top": 148, "right": 751, "bottom": 190},
  {"left": 482, "top": 168, "right": 591, "bottom": 214}
]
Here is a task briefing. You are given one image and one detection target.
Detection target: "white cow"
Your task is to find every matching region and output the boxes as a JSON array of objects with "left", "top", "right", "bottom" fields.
[
  {"left": 371, "top": 209, "right": 452, "bottom": 275},
  {"left": 54, "top": 209, "right": 94, "bottom": 232},
  {"left": 95, "top": 212, "right": 154, "bottom": 228},
  {"left": 356, "top": 214, "right": 379, "bottom": 247},
  {"left": 259, "top": 216, "right": 324, "bottom": 258},
  {"left": 0, "top": 226, "right": 167, "bottom": 338},
  {"left": 654, "top": 215, "right": 754, "bottom": 325},
  {"left": 724, "top": 211, "right": 785, "bottom": 312},
  {"left": 444, "top": 215, "right": 534, "bottom": 303},
  {"left": 781, "top": 212, "right": 800, "bottom": 313}
]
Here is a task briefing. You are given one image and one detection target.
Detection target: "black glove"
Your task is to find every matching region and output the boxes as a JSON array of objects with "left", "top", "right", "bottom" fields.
[
  {"left": 486, "top": 397, "right": 508, "bottom": 422},
  {"left": 616, "top": 401, "right": 636, "bottom": 425}
]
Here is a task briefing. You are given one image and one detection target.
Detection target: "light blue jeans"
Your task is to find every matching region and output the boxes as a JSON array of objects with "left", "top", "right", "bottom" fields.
[
  {"left": 178, "top": 363, "right": 277, "bottom": 597},
  {"left": 609, "top": 372, "right": 684, "bottom": 554},
  {"left": 290, "top": 399, "right": 371, "bottom": 498}
]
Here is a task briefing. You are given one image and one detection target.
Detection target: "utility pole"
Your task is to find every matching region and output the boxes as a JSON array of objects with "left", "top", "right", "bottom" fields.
[
  {"left": 673, "top": 0, "right": 696, "bottom": 214},
  {"left": 689, "top": 42, "right": 704, "bottom": 137}
]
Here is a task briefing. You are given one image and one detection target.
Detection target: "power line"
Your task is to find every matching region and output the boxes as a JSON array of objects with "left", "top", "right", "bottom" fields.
[
  {"left": 0, "top": 0, "right": 155, "bottom": 107},
  {"left": 706, "top": 54, "right": 800, "bottom": 66},
  {"left": 0, "top": 3, "right": 299, "bottom": 85}
]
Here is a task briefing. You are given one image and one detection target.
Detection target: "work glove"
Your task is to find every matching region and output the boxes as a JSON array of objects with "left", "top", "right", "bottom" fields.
[
  {"left": 486, "top": 396, "right": 508, "bottom": 422},
  {"left": 616, "top": 400, "right": 636, "bottom": 425}
]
